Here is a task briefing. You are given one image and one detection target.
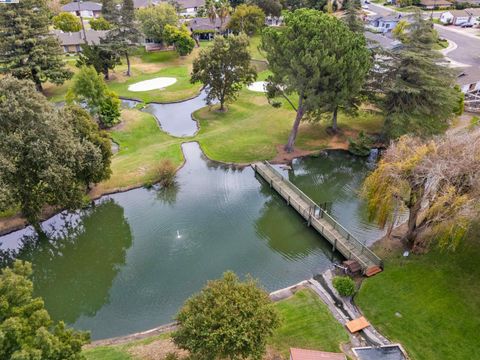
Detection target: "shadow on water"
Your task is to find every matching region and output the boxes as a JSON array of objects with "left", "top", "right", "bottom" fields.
[
  {"left": 0, "top": 142, "right": 382, "bottom": 339},
  {"left": 1, "top": 200, "right": 132, "bottom": 324}
]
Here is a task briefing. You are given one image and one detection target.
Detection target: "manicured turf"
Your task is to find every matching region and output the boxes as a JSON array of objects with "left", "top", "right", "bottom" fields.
[
  {"left": 194, "top": 88, "right": 384, "bottom": 163},
  {"left": 83, "top": 289, "right": 348, "bottom": 360},
  {"left": 92, "top": 109, "right": 184, "bottom": 195},
  {"left": 356, "top": 238, "right": 480, "bottom": 360},
  {"left": 270, "top": 289, "right": 349, "bottom": 357},
  {"left": 107, "top": 65, "right": 201, "bottom": 104}
]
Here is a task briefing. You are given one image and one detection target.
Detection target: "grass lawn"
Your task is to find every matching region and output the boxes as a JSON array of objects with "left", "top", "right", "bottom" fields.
[
  {"left": 270, "top": 289, "right": 349, "bottom": 357},
  {"left": 92, "top": 109, "right": 184, "bottom": 196},
  {"left": 43, "top": 47, "right": 204, "bottom": 104},
  {"left": 107, "top": 65, "right": 202, "bottom": 104},
  {"left": 82, "top": 289, "right": 348, "bottom": 360},
  {"left": 249, "top": 35, "right": 267, "bottom": 61},
  {"left": 194, "top": 87, "right": 384, "bottom": 163},
  {"left": 356, "top": 238, "right": 480, "bottom": 360}
]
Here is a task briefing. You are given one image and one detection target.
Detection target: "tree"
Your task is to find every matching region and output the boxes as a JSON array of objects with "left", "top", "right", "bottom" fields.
[
  {"left": 228, "top": 4, "right": 265, "bottom": 35},
  {"left": 136, "top": 3, "right": 179, "bottom": 44},
  {"left": 205, "top": 0, "right": 218, "bottom": 23},
  {"left": 0, "top": 261, "right": 90, "bottom": 359},
  {"left": 343, "top": 0, "right": 363, "bottom": 33},
  {"left": 250, "top": 0, "right": 282, "bottom": 17},
  {"left": 217, "top": 0, "right": 233, "bottom": 26},
  {"left": 89, "top": 16, "right": 112, "bottom": 30},
  {"left": 391, "top": 19, "right": 409, "bottom": 42},
  {"left": 77, "top": 43, "right": 121, "bottom": 80},
  {"left": 0, "top": 76, "right": 112, "bottom": 231},
  {"left": 0, "top": 0, "right": 73, "bottom": 91},
  {"left": 191, "top": 34, "right": 257, "bottom": 111},
  {"left": 173, "top": 272, "right": 280, "bottom": 360},
  {"left": 383, "top": 13, "right": 458, "bottom": 138},
  {"left": 102, "top": 0, "right": 119, "bottom": 22},
  {"left": 67, "top": 66, "right": 122, "bottom": 127},
  {"left": 105, "top": 0, "right": 140, "bottom": 76},
  {"left": 53, "top": 12, "right": 82, "bottom": 32},
  {"left": 262, "top": 9, "right": 371, "bottom": 152},
  {"left": 165, "top": 25, "right": 196, "bottom": 56},
  {"left": 362, "top": 131, "right": 480, "bottom": 250}
]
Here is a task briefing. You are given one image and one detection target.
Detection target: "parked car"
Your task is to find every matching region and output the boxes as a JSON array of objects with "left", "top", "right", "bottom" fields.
[{"left": 362, "top": 4, "right": 369, "bottom": 9}]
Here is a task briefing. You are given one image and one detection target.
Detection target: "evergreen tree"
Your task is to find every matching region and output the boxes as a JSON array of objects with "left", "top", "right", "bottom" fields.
[
  {"left": 0, "top": 261, "right": 90, "bottom": 359},
  {"left": 343, "top": 0, "right": 363, "bottom": 33},
  {"left": 105, "top": 0, "right": 141, "bottom": 76},
  {"left": 102, "top": 0, "right": 119, "bottom": 23},
  {"left": 0, "top": 77, "right": 112, "bottom": 231},
  {"left": 191, "top": 34, "right": 257, "bottom": 111},
  {"left": 0, "top": 0, "right": 73, "bottom": 91},
  {"left": 77, "top": 44, "right": 121, "bottom": 80},
  {"left": 383, "top": 13, "right": 458, "bottom": 138},
  {"left": 262, "top": 9, "right": 371, "bottom": 152}
]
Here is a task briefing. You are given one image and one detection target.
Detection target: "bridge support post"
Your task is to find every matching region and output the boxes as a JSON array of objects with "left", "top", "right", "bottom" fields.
[
  {"left": 332, "top": 238, "right": 336, "bottom": 252},
  {"left": 287, "top": 195, "right": 290, "bottom": 206}
]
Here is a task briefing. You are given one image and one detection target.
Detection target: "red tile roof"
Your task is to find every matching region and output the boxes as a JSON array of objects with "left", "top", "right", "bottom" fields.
[{"left": 289, "top": 348, "right": 346, "bottom": 360}]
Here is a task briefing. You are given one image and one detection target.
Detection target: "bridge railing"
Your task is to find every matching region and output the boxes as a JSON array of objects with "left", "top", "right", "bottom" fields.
[{"left": 261, "top": 161, "right": 383, "bottom": 268}]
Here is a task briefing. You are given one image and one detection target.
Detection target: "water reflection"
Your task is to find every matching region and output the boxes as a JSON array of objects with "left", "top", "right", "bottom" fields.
[
  {"left": 143, "top": 91, "right": 208, "bottom": 137},
  {"left": 0, "top": 143, "right": 382, "bottom": 339},
  {"left": 278, "top": 151, "right": 387, "bottom": 246},
  {"left": 3, "top": 200, "right": 132, "bottom": 324}
]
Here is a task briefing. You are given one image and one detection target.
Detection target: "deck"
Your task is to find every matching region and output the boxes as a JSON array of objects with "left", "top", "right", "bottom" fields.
[{"left": 253, "top": 161, "right": 383, "bottom": 276}]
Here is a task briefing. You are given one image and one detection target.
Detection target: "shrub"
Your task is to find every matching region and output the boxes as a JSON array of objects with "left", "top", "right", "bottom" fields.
[
  {"left": 89, "top": 17, "right": 112, "bottom": 30},
  {"left": 157, "top": 159, "right": 177, "bottom": 187},
  {"left": 165, "top": 353, "right": 180, "bottom": 360},
  {"left": 332, "top": 276, "right": 356, "bottom": 297},
  {"left": 348, "top": 131, "right": 373, "bottom": 157}
]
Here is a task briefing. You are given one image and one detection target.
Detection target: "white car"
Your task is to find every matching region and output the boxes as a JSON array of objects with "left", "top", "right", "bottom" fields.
[{"left": 362, "top": 4, "right": 369, "bottom": 9}]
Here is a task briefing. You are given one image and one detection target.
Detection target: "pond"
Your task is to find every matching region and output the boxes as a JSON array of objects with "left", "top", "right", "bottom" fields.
[{"left": 0, "top": 143, "right": 385, "bottom": 340}]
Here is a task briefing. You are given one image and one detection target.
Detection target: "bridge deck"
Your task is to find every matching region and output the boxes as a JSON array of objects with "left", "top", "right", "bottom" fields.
[{"left": 253, "top": 162, "right": 382, "bottom": 275}]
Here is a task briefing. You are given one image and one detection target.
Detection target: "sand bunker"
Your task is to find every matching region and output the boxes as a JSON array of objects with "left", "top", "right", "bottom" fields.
[
  {"left": 247, "top": 81, "right": 267, "bottom": 93},
  {"left": 128, "top": 77, "right": 177, "bottom": 92}
]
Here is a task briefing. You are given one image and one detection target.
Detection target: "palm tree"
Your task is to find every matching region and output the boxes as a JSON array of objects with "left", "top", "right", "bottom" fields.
[
  {"left": 217, "top": 0, "right": 231, "bottom": 27},
  {"left": 205, "top": 0, "right": 217, "bottom": 24}
]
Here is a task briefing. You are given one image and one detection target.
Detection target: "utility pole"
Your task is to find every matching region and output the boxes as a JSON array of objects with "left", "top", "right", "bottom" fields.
[{"left": 78, "top": 0, "right": 88, "bottom": 43}]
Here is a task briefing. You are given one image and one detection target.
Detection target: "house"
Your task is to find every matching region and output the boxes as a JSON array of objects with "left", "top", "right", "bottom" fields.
[
  {"left": 289, "top": 348, "right": 346, "bottom": 360},
  {"left": 133, "top": 0, "right": 161, "bottom": 9},
  {"left": 187, "top": 17, "right": 230, "bottom": 40},
  {"left": 176, "top": 0, "right": 205, "bottom": 16},
  {"left": 61, "top": 1, "right": 102, "bottom": 18},
  {"left": 440, "top": 8, "right": 480, "bottom": 24},
  {"left": 368, "top": 14, "right": 405, "bottom": 33},
  {"left": 454, "top": 0, "right": 480, "bottom": 7},
  {"left": 418, "top": 0, "right": 453, "bottom": 9},
  {"left": 53, "top": 30, "right": 107, "bottom": 53},
  {"left": 365, "top": 31, "right": 402, "bottom": 50}
]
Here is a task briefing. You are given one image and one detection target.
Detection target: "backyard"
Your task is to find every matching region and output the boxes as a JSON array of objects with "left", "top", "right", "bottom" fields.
[{"left": 83, "top": 289, "right": 349, "bottom": 360}]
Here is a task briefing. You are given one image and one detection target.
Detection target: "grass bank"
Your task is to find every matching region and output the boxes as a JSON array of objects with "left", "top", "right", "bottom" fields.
[
  {"left": 356, "top": 237, "right": 480, "bottom": 360},
  {"left": 83, "top": 288, "right": 349, "bottom": 360}
]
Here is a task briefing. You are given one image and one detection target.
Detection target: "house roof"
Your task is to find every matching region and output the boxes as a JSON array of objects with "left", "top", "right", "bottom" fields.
[
  {"left": 365, "top": 31, "right": 402, "bottom": 50},
  {"left": 455, "top": 0, "right": 480, "bottom": 4},
  {"left": 133, "top": 0, "right": 162, "bottom": 8},
  {"left": 188, "top": 17, "right": 229, "bottom": 31},
  {"left": 61, "top": 1, "right": 102, "bottom": 12},
  {"left": 445, "top": 9, "right": 471, "bottom": 16},
  {"left": 289, "top": 348, "right": 346, "bottom": 360},
  {"left": 419, "top": 0, "right": 453, "bottom": 6},
  {"left": 53, "top": 30, "right": 108, "bottom": 46},
  {"left": 456, "top": 67, "right": 480, "bottom": 87},
  {"left": 177, "top": 0, "right": 205, "bottom": 9}
]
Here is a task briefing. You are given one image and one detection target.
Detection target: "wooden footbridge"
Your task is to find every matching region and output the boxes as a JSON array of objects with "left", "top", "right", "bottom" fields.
[{"left": 253, "top": 162, "right": 383, "bottom": 277}]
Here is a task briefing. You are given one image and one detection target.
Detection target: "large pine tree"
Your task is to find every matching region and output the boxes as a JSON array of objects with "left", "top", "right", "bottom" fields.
[
  {"left": 0, "top": 0, "right": 72, "bottom": 91},
  {"left": 102, "top": 0, "right": 119, "bottom": 22},
  {"left": 104, "top": 0, "right": 140, "bottom": 76},
  {"left": 383, "top": 12, "right": 458, "bottom": 138}
]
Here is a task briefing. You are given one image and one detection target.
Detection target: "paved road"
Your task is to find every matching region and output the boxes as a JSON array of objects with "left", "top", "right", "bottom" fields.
[{"left": 368, "top": 3, "right": 480, "bottom": 67}]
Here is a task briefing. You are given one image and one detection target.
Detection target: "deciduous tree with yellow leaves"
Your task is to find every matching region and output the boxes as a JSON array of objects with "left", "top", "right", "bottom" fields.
[{"left": 362, "top": 131, "right": 480, "bottom": 250}]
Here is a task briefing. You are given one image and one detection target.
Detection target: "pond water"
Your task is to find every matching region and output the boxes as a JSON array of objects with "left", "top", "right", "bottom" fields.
[{"left": 0, "top": 143, "right": 384, "bottom": 340}]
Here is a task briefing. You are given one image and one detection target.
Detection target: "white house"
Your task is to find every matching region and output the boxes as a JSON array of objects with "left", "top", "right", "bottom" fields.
[
  {"left": 176, "top": 0, "right": 205, "bottom": 17},
  {"left": 61, "top": 1, "right": 102, "bottom": 18},
  {"left": 368, "top": 14, "right": 406, "bottom": 33},
  {"left": 440, "top": 8, "right": 480, "bottom": 25}
]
